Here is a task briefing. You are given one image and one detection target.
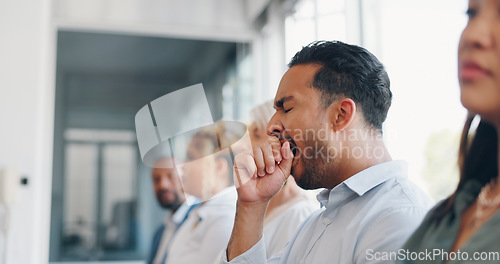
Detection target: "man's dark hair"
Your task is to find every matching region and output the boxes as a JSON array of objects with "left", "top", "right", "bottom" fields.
[{"left": 289, "top": 40, "right": 392, "bottom": 131}]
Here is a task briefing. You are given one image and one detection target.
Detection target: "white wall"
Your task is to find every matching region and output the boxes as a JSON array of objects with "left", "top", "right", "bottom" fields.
[
  {"left": 245, "top": 0, "right": 270, "bottom": 22},
  {"left": 0, "top": 0, "right": 260, "bottom": 263},
  {"left": 53, "top": 0, "right": 254, "bottom": 42},
  {"left": 0, "top": 0, "right": 55, "bottom": 263}
]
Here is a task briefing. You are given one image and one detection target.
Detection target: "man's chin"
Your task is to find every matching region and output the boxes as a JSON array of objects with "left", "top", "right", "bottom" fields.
[
  {"left": 159, "top": 197, "right": 181, "bottom": 210},
  {"left": 160, "top": 202, "right": 178, "bottom": 210},
  {"left": 294, "top": 167, "right": 322, "bottom": 190},
  {"left": 295, "top": 177, "right": 309, "bottom": 190},
  {"left": 295, "top": 178, "right": 321, "bottom": 190}
]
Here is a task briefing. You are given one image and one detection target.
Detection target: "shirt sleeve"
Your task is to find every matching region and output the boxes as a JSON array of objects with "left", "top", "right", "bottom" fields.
[
  {"left": 221, "top": 236, "right": 277, "bottom": 264},
  {"left": 353, "top": 206, "right": 430, "bottom": 264}
]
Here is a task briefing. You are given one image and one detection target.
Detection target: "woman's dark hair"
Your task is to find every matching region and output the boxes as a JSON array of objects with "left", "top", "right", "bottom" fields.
[{"left": 433, "top": 114, "right": 498, "bottom": 222}]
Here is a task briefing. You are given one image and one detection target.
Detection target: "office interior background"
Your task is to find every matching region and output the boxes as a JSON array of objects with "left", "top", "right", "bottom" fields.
[{"left": 0, "top": 0, "right": 468, "bottom": 263}]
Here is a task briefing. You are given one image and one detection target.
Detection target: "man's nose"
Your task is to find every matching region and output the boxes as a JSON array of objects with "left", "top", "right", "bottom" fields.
[
  {"left": 266, "top": 112, "right": 283, "bottom": 137},
  {"left": 159, "top": 177, "right": 172, "bottom": 189}
]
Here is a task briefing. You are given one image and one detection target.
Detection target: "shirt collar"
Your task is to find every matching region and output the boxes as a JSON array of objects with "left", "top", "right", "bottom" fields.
[
  {"left": 170, "top": 195, "right": 198, "bottom": 225},
  {"left": 206, "top": 186, "right": 237, "bottom": 203},
  {"left": 317, "top": 160, "right": 408, "bottom": 208},
  {"left": 344, "top": 160, "right": 408, "bottom": 196},
  {"left": 196, "top": 186, "right": 237, "bottom": 219}
]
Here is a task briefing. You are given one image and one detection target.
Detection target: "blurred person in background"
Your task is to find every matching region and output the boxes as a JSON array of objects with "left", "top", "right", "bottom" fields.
[
  {"left": 249, "top": 100, "right": 317, "bottom": 258},
  {"left": 401, "top": 0, "right": 500, "bottom": 263},
  {"left": 148, "top": 158, "right": 197, "bottom": 264},
  {"left": 166, "top": 121, "right": 238, "bottom": 264}
]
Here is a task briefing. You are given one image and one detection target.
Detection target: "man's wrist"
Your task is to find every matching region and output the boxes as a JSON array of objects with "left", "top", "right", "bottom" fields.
[
  {"left": 236, "top": 199, "right": 269, "bottom": 212},
  {"left": 234, "top": 199, "right": 268, "bottom": 230},
  {"left": 227, "top": 200, "right": 268, "bottom": 261}
]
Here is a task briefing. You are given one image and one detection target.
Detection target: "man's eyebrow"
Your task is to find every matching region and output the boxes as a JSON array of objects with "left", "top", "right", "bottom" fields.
[{"left": 274, "top": 96, "right": 294, "bottom": 109}]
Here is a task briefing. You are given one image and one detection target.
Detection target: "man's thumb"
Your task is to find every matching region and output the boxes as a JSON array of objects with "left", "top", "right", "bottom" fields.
[{"left": 278, "top": 141, "right": 293, "bottom": 176}]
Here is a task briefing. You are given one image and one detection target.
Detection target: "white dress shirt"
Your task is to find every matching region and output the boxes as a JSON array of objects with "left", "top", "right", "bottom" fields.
[
  {"left": 263, "top": 198, "right": 317, "bottom": 258},
  {"left": 153, "top": 197, "right": 196, "bottom": 264},
  {"left": 167, "top": 186, "right": 237, "bottom": 264},
  {"left": 222, "top": 160, "right": 434, "bottom": 264}
]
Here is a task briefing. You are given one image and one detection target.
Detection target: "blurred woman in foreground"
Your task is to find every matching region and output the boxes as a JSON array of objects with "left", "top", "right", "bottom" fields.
[{"left": 400, "top": 0, "right": 500, "bottom": 263}]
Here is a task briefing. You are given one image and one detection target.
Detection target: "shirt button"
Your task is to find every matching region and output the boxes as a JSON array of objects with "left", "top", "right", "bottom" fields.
[{"left": 322, "top": 217, "right": 329, "bottom": 224}]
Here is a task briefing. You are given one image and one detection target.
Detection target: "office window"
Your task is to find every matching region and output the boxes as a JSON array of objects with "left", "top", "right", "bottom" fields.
[
  {"left": 63, "top": 143, "right": 99, "bottom": 253},
  {"left": 361, "top": 0, "right": 468, "bottom": 200},
  {"left": 61, "top": 130, "right": 138, "bottom": 260},
  {"left": 285, "top": 0, "right": 348, "bottom": 62},
  {"left": 223, "top": 43, "right": 253, "bottom": 122}
]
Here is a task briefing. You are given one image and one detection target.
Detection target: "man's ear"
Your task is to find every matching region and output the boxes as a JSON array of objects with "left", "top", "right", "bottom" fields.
[{"left": 328, "top": 98, "right": 356, "bottom": 132}]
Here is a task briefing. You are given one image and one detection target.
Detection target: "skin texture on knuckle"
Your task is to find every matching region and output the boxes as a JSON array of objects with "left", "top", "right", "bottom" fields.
[{"left": 235, "top": 153, "right": 254, "bottom": 172}]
